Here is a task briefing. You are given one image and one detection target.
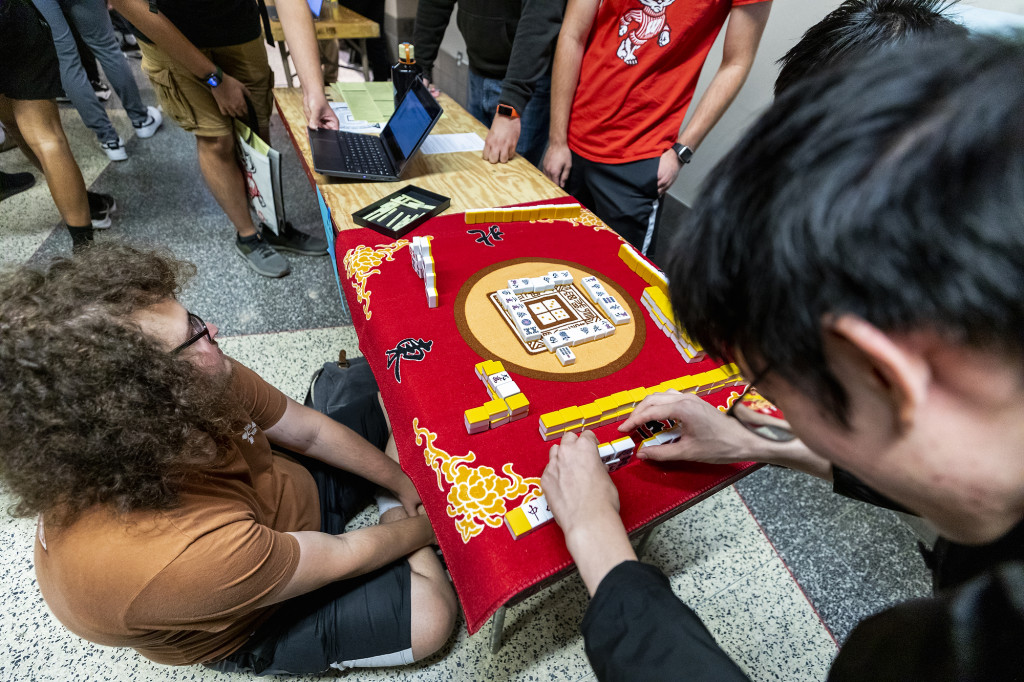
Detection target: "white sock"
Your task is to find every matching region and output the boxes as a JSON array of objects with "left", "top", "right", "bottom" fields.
[{"left": 375, "top": 490, "right": 402, "bottom": 515}]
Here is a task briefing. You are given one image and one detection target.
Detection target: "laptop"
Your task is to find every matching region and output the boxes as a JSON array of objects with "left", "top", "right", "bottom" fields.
[{"left": 308, "top": 79, "right": 443, "bottom": 181}]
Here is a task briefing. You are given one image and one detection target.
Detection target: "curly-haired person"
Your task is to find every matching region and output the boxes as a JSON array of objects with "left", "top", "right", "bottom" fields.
[{"left": 0, "top": 244, "right": 456, "bottom": 675}]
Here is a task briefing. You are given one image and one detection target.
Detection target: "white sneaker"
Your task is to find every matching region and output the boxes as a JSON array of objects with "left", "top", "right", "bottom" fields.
[
  {"left": 133, "top": 106, "right": 163, "bottom": 139},
  {"left": 101, "top": 137, "right": 128, "bottom": 161}
]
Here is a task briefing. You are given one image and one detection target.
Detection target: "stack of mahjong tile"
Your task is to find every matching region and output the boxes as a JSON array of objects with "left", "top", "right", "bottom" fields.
[
  {"left": 409, "top": 236, "right": 438, "bottom": 308},
  {"left": 504, "top": 421, "right": 684, "bottom": 539},
  {"left": 541, "top": 320, "right": 617, "bottom": 366},
  {"left": 597, "top": 419, "right": 683, "bottom": 472},
  {"left": 538, "top": 387, "right": 649, "bottom": 442},
  {"left": 507, "top": 270, "right": 573, "bottom": 294},
  {"left": 640, "top": 286, "right": 706, "bottom": 363},
  {"left": 463, "top": 360, "right": 531, "bottom": 434},
  {"left": 618, "top": 242, "right": 670, "bottom": 291},
  {"left": 465, "top": 203, "right": 581, "bottom": 225},
  {"left": 495, "top": 289, "right": 542, "bottom": 342},
  {"left": 579, "top": 276, "right": 631, "bottom": 325}
]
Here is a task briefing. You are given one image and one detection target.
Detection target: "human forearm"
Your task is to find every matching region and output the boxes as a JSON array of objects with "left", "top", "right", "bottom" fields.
[
  {"left": 675, "top": 2, "right": 771, "bottom": 150},
  {"left": 271, "top": 516, "right": 434, "bottom": 604},
  {"left": 498, "top": 0, "right": 565, "bottom": 113},
  {"left": 548, "top": 35, "right": 584, "bottom": 146},
  {"left": 563, "top": 507, "right": 637, "bottom": 596},
  {"left": 109, "top": 0, "right": 216, "bottom": 78},
  {"left": 412, "top": 0, "right": 456, "bottom": 80},
  {"left": 275, "top": 0, "right": 325, "bottom": 97}
]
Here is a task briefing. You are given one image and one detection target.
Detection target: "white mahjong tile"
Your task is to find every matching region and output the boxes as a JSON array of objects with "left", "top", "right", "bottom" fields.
[
  {"left": 541, "top": 334, "right": 560, "bottom": 351},
  {"left": 598, "top": 443, "right": 616, "bottom": 461},
  {"left": 521, "top": 325, "right": 542, "bottom": 341},
  {"left": 567, "top": 328, "right": 588, "bottom": 346},
  {"left": 495, "top": 381, "right": 521, "bottom": 399},
  {"left": 611, "top": 309, "right": 631, "bottom": 325},
  {"left": 556, "top": 346, "right": 576, "bottom": 366}
]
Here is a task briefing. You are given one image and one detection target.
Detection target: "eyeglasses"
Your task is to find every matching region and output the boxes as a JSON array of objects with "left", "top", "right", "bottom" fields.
[
  {"left": 172, "top": 312, "right": 212, "bottom": 354},
  {"left": 724, "top": 365, "right": 796, "bottom": 442}
]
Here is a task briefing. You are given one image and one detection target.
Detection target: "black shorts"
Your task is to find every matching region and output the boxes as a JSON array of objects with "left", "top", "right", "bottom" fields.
[
  {"left": 0, "top": 0, "right": 63, "bottom": 101},
  {"left": 207, "top": 390, "right": 413, "bottom": 676}
]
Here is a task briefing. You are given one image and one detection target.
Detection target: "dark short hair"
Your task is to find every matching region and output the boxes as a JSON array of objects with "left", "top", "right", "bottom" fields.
[
  {"left": 668, "top": 33, "right": 1024, "bottom": 423},
  {"left": 775, "top": 0, "right": 966, "bottom": 96}
]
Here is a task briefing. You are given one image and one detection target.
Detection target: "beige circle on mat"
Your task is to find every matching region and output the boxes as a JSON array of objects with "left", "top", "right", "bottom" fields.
[{"left": 454, "top": 258, "right": 645, "bottom": 382}]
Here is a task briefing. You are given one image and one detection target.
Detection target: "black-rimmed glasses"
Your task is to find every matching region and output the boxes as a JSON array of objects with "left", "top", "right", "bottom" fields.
[
  {"left": 172, "top": 312, "right": 212, "bottom": 354},
  {"left": 725, "top": 365, "right": 796, "bottom": 442}
]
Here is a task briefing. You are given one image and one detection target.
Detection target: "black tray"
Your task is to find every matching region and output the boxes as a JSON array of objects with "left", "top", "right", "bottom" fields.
[{"left": 352, "top": 185, "right": 451, "bottom": 238}]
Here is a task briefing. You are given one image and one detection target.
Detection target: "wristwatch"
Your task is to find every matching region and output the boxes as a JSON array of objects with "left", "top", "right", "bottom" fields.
[
  {"left": 204, "top": 66, "right": 223, "bottom": 88},
  {"left": 671, "top": 142, "right": 694, "bottom": 165},
  {"left": 496, "top": 103, "right": 520, "bottom": 119}
]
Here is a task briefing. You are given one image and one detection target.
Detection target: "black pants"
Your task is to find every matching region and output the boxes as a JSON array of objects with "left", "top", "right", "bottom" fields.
[{"left": 566, "top": 152, "right": 664, "bottom": 257}]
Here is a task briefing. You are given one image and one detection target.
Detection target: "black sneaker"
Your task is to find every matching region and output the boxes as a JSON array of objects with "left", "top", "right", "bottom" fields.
[
  {"left": 261, "top": 221, "right": 328, "bottom": 256},
  {"left": 0, "top": 171, "right": 35, "bottom": 202},
  {"left": 91, "top": 80, "right": 112, "bottom": 102},
  {"left": 87, "top": 191, "right": 116, "bottom": 229},
  {"left": 235, "top": 233, "right": 291, "bottom": 278}
]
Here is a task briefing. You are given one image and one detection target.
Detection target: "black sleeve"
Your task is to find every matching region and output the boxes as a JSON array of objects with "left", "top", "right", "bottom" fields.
[
  {"left": 828, "top": 562, "right": 1024, "bottom": 681},
  {"left": 581, "top": 561, "right": 751, "bottom": 682},
  {"left": 412, "top": 0, "right": 457, "bottom": 83},
  {"left": 832, "top": 466, "right": 913, "bottom": 514},
  {"left": 498, "top": 0, "right": 566, "bottom": 113}
]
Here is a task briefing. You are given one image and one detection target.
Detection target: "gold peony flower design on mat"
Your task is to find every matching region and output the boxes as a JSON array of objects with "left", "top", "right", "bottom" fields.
[
  {"left": 342, "top": 240, "right": 410, "bottom": 320},
  {"left": 413, "top": 418, "right": 541, "bottom": 543}
]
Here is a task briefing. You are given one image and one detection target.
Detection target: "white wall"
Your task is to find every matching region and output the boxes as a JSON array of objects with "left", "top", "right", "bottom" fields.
[{"left": 669, "top": 0, "right": 1024, "bottom": 207}]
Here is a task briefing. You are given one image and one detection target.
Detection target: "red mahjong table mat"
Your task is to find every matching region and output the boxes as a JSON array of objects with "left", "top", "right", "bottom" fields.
[{"left": 333, "top": 198, "right": 760, "bottom": 634}]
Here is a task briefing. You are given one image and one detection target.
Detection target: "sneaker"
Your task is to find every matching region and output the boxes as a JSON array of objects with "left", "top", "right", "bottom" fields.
[
  {"left": 0, "top": 171, "right": 35, "bottom": 202},
  {"left": 261, "top": 221, "right": 328, "bottom": 256},
  {"left": 91, "top": 80, "right": 112, "bottom": 102},
  {"left": 235, "top": 233, "right": 291, "bottom": 278},
  {"left": 133, "top": 106, "right": 163, "bottom": 139},
  {"left": 101, "top": 137, "right": 128, "bottom": 161},
  {"left": 87, "top": 191, "right": 117, "bottom": 228}
]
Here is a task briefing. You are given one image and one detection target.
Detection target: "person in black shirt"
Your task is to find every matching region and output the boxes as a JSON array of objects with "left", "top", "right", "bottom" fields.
[
  {"left": 109, "top": 0, "right": 338, "bottom": 278},
  {"left": 541, "top": 28, "right": 1024, "bottom": 682}
]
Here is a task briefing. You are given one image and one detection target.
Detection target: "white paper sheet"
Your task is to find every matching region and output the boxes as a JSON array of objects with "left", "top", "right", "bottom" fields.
[{"left": 420, "top": 133, "right": 485, "bottom": 155}]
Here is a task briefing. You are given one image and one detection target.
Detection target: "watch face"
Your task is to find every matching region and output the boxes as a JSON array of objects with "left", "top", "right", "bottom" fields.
[{"left": 206, "top": 74, "right": 220, "bottom": 87}]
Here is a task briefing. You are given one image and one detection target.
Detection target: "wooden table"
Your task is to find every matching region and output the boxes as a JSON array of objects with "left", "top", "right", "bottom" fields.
[
  {"left": 272, "top": 87, "right": 759, "bottom": 651},
  {"left": 265, "top": 0, "right": 380, "bottom": 84},
  {"left": 273, "top": 87, "right": 567, "bottom": 228}
]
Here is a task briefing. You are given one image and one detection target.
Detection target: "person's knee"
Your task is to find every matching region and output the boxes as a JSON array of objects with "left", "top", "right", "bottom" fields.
[
  {"left": 196, "top": 133, "right": 235, "bottom": 159},
  {"left": 409, "top": 574, "right": 457, "bottom": 660}
]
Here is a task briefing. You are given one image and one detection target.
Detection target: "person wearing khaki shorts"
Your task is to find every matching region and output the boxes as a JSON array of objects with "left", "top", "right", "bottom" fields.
[{"left": 110, "top": 0, "right": 341, "bottom": 277}]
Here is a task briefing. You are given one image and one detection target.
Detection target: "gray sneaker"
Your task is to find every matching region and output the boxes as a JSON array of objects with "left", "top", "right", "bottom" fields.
[
  {"left": 235, "top": 234, "right": 291, "bottom": 277},
  {"left": 261, "top": 221, "right": 328, "bottom": 256}
]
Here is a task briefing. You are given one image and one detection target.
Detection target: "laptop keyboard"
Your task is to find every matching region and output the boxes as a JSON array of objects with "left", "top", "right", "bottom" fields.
[{"left": 336, "top": 132, "right": 392, "bottom": 175}]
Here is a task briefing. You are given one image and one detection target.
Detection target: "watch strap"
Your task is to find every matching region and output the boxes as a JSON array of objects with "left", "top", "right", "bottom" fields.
[
  {"left": 496, "top": 103, "right": 520, "bottom": 119},
  {"left": 671, "top": 142, "right": 693, "bottom": 164}
]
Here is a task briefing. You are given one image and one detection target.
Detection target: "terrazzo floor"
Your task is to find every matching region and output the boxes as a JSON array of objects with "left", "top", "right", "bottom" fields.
[{"left": 0, "top": 47, "right": 931, "bottom": 682}]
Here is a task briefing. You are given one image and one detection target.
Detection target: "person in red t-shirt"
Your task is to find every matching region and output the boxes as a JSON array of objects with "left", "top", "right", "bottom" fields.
[{"left": 544, "top": 0, "right": 772, "bottom": 257}]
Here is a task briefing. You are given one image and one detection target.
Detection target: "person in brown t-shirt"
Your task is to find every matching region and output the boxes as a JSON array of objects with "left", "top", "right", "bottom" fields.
[{"left": 0, "top": 245, "right": 456, "bottom": 675}]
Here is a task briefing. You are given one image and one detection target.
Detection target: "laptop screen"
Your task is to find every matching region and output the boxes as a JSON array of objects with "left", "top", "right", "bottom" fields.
[{"left": 381, "top": 80, "right": 442, "bottom": 169}]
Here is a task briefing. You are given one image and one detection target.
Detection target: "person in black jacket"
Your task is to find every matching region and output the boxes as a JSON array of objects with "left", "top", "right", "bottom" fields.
[
  {"left": 541, "top": 31, "right": 1024, "bottom": 682},
  {"left": 414, "top": 0, "right": 565, "bottom": 166}
]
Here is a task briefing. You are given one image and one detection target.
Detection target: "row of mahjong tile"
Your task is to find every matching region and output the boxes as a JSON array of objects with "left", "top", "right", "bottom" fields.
[
  {"left": 538, "top": 365, "right": 745, "bottom": 441},
  {"left": 410, "top": 236, "right": 438, "bottom": 308},
  {"left": 504, "top": 421, "right": 685, "bottom": 539},
  {"left": 618, "top": 242, "right": 669, "bottom": 292},
  {"left": 464, "top": 202, "right": 581, "bottom": 225},
  {"left": 464, "top": 360, "right": 531, "bottom": 434},
  {"left": 579, "top": 276, "right": 631, "bottom": 325},
  {"left": 640, "top": 287, "right": 705, "bottom": 364},
  {"left": 507, "top": 270, "right": 574, "bottom": 294}
]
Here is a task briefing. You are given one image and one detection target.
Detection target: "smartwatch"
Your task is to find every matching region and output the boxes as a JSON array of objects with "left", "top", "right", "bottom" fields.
[
  {"left": 496, "top": 103, "right": 520, "bottom": 119},
  {"left": 671, "top": 142, "right": 694, "bottom": 165},
  {"left": 204, "top": 66, "right": 223, "bottom": 88}
]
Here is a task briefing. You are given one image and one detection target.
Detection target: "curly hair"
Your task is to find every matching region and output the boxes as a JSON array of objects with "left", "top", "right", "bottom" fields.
[{"left": 0, "top": 245, "right": 242, "bottom": 526}]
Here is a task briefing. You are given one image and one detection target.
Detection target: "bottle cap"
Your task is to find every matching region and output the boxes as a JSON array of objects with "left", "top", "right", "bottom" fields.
[{"left": 398, "top": 42, "right": 415, "bottom": 63}]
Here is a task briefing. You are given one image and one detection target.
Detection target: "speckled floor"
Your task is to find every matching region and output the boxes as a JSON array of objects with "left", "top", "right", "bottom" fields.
[{"left": 0, "top": 47, "right": 930, "bottom": 682}]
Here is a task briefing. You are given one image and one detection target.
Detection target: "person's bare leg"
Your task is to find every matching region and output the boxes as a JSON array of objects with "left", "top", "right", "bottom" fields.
[
  {"left": 195, "top": 133, "right": 257, "bottom": 237},
  {"left": 379, "top": 434, "right": 458, "bottom": 660},
  {"left": 11, "top": 98, "right": 88, "bottom": 226},
  {"left": 0, "top": 96, "right": 42, "bottom": 171}
]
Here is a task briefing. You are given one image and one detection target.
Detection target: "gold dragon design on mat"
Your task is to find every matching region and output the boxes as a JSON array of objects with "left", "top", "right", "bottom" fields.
[
  {"left": 342, "top": 240, "right": 410, "bottom": 320},
  {"left": 535, "top": 207, "right": 621, "bottom": 237},
  {"left": 413, "top": 418, "right": 542, "bottom": 543}
]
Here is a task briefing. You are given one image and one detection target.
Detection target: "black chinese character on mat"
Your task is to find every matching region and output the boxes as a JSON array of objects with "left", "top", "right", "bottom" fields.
[
  {"left": 468, "top": 224, "right": 504, "bottom": 247},
  {"left": 385, "top": 338, "right": 433, "bottom": 382}
]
